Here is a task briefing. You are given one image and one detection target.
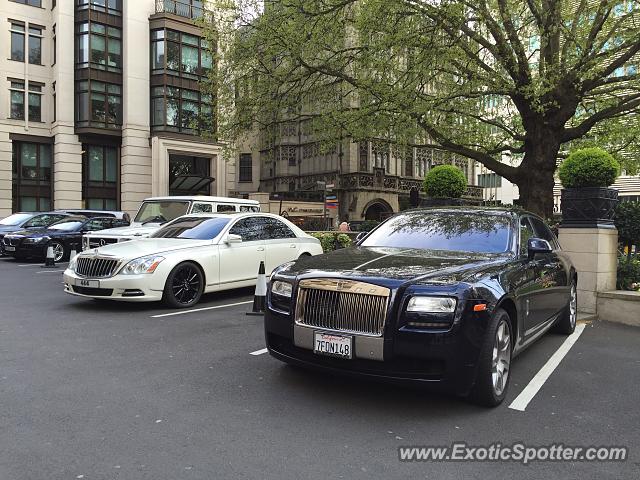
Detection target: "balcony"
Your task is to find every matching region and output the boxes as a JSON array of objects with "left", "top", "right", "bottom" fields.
[{"left": 155, "top": 0, "right": 211, "bottom": 21}]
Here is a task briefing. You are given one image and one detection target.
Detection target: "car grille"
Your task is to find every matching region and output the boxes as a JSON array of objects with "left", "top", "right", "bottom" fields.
[
  {"left": 295, "top": 279, "right": 390, "bottom": 336},
  {"left": 3, "top": 237, "right": 21, "bottom": 247},
  {"left": 87, "top": 237, "right": 119, "bottom": 249},
  {"left": 75, "top": 256, "right": 120, "bottom": 278}
]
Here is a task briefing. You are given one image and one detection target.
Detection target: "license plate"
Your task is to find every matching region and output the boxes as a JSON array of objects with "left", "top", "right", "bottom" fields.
[
  {"left": 4, "top": 246, "right": 15, "bottom": 252},
  {"left": 313, "top": 332, "right": 353, "bottom": 359},
  {"left": 75, "top": 278, "right": 100, "bottom": 288}
]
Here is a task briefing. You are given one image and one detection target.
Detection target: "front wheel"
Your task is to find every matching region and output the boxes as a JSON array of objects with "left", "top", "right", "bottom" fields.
[
  {"left": 554, "top": 281, "right": 577, "bottom": 335},
  {"left": 468, "top": 308, "right": 512, "bottom": 407},
  {"left": 162, "top": 262, "right": 203, "bottom": 308},
  {"left": 50, "top": 241, "right": 66, "bottom": 262}
]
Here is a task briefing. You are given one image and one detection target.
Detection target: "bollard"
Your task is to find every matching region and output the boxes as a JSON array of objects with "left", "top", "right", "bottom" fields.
[
  {"left": 43, "top": 242, "right": 56, "bottom": 268},
  {"left": 69, "top": 244, "right": 77, "bottom": 262},
  {"left": 246, "top": 261, "right": 267, "bottom": 316}
]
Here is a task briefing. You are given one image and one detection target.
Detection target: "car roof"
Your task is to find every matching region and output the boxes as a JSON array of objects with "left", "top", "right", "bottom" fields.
[
  {"left": 143, "top": 196, "right": 259, "bottom": 205},
  {"left": 400, "top": 206, "right": 536, "bottom": 218}
]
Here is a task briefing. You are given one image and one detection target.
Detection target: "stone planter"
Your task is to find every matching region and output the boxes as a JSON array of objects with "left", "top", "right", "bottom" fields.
[{"left": 560, "top": 187, "right": 618, "bottom": 228}]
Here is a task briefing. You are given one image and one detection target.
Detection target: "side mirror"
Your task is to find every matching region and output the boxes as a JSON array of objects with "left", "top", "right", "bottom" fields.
[
  {"left": 527, "top": 237, "right": 552, "bottom": 260},
  {"left": 225, "top": 233, "right": 243, "bottom": 245}
]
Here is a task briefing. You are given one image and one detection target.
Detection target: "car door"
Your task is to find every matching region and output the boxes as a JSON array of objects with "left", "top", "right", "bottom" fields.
[
  {"left": 515, "top": 216, "right": 549, "bottom": 338},
  {"left": 261, "top": 217, "right": 299, "bottom": 272},
  {"left": 218, "top": 217, "right": 266, "bottom": 286},
  {"left": 529, "top": 216, "right": 568, "bottom": 319}
]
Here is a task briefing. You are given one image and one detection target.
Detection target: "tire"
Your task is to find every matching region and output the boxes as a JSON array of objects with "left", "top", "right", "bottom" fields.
[
  {"left": 162, "top": 262, "right": 204, "bottom": 309},
  {"left": 468, "top": 308, "right": 513, "bottom": 407},
  {"left": 50, "top": 241, "right": 66, "bottom": 263},
  {"left": 554, "top": 281, "right": 577, "bottom": 335},
  {"left": 298, "top": 252, "right": 311, "bottom": 259}
]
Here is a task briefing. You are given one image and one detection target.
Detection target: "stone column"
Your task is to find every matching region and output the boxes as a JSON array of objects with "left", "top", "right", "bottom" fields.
[{"left": 558, "top": 227, "right": 618, "bottom": 315}]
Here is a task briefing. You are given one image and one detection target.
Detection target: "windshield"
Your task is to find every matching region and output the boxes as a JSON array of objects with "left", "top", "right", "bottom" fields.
[
  {"left": 151, "top": 217, "right": 231, "bottom": 240},
  {"left": 0, "top": 213, "right": 33, "bottom": 226},
  {"left": 23, "top": 214, "right": 63, "bottom": 228},
  {"left": 48, "top": 221, "right": 84, "bottom": 232},
  {"left": 134, "top": 201, "right": 190, "bottom": 224},
  {"left": 360, "top": 212, "right": 512, "bottom": 254}
]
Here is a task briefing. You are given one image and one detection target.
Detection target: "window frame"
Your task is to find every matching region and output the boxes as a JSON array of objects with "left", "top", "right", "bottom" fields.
[
  {"left": 75, "top": 21, "right": 122, "bottom": 72},
  {"left": 10, "top": 22, "right": 25, "bottom": 63},
  {"left": 11, "top": 140, "right": 52, "bottom": 213},
  {"left": 82, "top": 144, "right": 119, "bottom": 210},
  {"left": 239, "top": 153, "right": 253, "bottom": 182},
  {"left": 75, "top": 79, "right": 122, "bottom": 129}
]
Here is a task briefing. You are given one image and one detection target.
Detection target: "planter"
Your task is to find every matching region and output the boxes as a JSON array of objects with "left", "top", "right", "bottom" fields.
[{"left": 560, "top": 187, "right": 618, "bottom": 228}]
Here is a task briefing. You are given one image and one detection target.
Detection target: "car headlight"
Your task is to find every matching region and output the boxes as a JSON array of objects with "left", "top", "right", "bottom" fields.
[
  {"left": 68, "top": 256, "right": 78, "bottom": 272},
  {"left": 120, "top": 255, "right": 165, "bottom": 275},
  {"left": 82, "top": 237, "right": 89, "bottom": 251},
  {"left": 406, "top": 296, "right": 457, "bottom": 313},
  {"left": 271, "top": 280, "right": 293, "bottom": 298},
  {"left": 25, "top": 236, "right": 49, "bottom": 243}
]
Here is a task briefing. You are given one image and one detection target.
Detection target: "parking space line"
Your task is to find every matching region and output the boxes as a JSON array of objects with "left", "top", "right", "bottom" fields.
[
  {"left": 508, "top": 323, "right": 585, "bottom": 412},
  {"left": 36, "top": 270, "right": 64, "bottom": 274},
  {"left": 151, "top": 300, "right": 253, "bottom": 318},
  {"left": 250, "top": 348, "right": 268, "bottom": 356}
]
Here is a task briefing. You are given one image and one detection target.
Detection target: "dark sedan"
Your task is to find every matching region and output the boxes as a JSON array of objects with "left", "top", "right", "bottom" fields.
[
  {"left": 0, "top": 212, "right": 72, "bottom": 255},
  {"left": 3, "top": 216, "right": 129, "bottom": 262},
  {"left": 265, "top": 208, "right": 577, "bottom": 407}
]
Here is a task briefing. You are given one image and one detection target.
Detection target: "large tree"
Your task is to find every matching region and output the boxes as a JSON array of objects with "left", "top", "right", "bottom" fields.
[{"left": 204, "top": 0, "right": 640, "bottom": 216}]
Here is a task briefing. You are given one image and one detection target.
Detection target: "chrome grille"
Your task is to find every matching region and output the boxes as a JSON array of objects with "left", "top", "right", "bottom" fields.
[
  {"left": 295, "top": 279, "right": 390, "bottom": 336},
  {"left": 75, "top": 256, "right": 120, "bottom": 278},
  {"left": 88, "top": 237, "right": 119, "bottom": 249}
]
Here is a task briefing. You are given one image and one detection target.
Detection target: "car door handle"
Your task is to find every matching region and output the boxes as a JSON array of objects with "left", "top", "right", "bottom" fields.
[
  {"left": 257, "top": 247, "right": 265, "bottom": 251},
  {"left": 289, "top": 244, "right": 297, "bottom": 248}
]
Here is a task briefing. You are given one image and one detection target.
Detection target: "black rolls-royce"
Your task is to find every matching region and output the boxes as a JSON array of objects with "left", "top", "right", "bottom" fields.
[{"left": 265, "top": 208, "right": 577, "bottom": 406}]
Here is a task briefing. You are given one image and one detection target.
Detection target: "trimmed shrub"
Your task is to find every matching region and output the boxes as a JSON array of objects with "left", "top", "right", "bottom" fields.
[
  {"left": 310, "top": 232, "right": 354, "bottom": 252},
  {"left": 558, "top": 148, "right": 620, "bottom": 188},
  {"left": 617, "top": 256, "right": 640, "bottom": 291},
  {"left": 423, "top": 165, "right": 467, "bottom": 198}
]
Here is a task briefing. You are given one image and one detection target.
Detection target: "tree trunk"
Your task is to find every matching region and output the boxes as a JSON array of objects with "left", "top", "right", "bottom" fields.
[{"left": 514, "top": 129, "right": 562, "bottom": 218}]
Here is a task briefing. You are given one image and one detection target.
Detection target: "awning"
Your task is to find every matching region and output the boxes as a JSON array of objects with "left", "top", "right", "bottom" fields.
[{"left": 169, "top": 175, "right": 215, "bottom": 192}]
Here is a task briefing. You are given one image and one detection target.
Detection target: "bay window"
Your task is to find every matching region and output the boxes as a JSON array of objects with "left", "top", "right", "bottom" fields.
[
  {"left": 151, "top": 28, "right": 213, "bottom": 79},
  {"left": 76, "top": 22, "right": 122, "bottom": 72},
  {"left": 151, "top": 86, "right": 213, "bottom": 134},
  {"left": 76, "top": 80, "right": 122, "bottom": 129}
]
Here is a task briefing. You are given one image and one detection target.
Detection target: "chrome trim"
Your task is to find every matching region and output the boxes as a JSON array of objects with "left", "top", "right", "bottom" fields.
[
  {"left": 295, "top": 279, "right": 390, "bottom": 337},
  {"left": 75, "top": 256, "right": 122, "bottom": 278}
]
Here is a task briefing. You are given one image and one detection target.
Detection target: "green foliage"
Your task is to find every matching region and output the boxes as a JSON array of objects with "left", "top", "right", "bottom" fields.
[
  {"left": 358, "top": 220, "right": 380, "bottom": 232},
  {"left": 617, "top": 256, "right": 640, "bottom": 291},
  {"left": 310, "top": 232, "right": 353, "bottom": 252},
  {"left": 615, "top": 201, "right": 640, "bottom": 258},
  {"left": 423, "top": 165, "right": 467, "bottom": 198},
  {"left": 558, "top": 148, "right": 620, "bottom": 188}
]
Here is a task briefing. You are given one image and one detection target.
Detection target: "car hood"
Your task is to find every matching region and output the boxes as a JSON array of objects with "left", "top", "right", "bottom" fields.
[
  {"left": 83, "top": 237, "right": 211, "bottom": 259},
  {"left": 285, "top": 246, "right": 511, "bottom": 283},
  {"left": 87, "top": 224, "right": 159, "bottom": 238},
  {"left": 5, "top": 228, "right": 71, "bottom": 239}
]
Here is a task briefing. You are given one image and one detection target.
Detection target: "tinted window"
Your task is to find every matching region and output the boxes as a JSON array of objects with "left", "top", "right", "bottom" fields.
[
  {"left": 519, "top": 217, "right": 536, "bottom": 256},
  {"left": 84, "top": 218, "right": 110, "bottom": 231},
  {"left": 360, "top": 212, "right": 512, "bottom": 254},
  {"left": 530, "top": 217, "right": 558, "bottom": 248},
  {"left": 239, "top": 205, "right": 259, "bottom": 212},
  {"left": 230, "top": 217, "right": 264, "bottom": 241},
  {"left": 23, "top": 214, "right": 66, "bottom": 228},
  {"left": 0, "top": 213, "right": 33, "bottom": 226},
  {"left": 263, "top": 217, "right": 296, "bottom": 239},
  {"left": 192, "top": 203, "right": 212, "bottom": 213},
  {"left": 217, "top": 204, "right": 236, "bottom": 212},
  {"left": 151, "top": 217, "right": 231, "bottom": 240},
  {"left": 134, "top": 201, "right": 189, "bottom": 223},
  {"left": 48, "top": 221, "right": 84, "bottom": 231}
]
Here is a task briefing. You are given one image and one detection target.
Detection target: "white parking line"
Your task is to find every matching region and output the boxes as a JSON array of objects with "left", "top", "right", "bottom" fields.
[
  {"left": 508, "top": 323, "right": 585, "bottom": 412},
  {"left": 151, "top": 300, "right": 253, "bottom": 318},
  {"left": 36, "top": 270, "right": 64, "bottom": 274},
  {"left": 250, "top": 348, "right": 268, "bottom": 356}
]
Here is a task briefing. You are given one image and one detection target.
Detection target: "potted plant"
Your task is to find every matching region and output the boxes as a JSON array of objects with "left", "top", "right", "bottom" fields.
[
  {"left": 558, "top": 147, "right": 620, "bottom": 228},
  {"left": 422, "top": 165, "right": 467, "bottom": 207}
]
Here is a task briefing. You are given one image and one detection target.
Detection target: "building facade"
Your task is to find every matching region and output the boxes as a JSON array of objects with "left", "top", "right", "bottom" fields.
[{"left": 0, "top": 0, "right": 234, "bottom": 218}]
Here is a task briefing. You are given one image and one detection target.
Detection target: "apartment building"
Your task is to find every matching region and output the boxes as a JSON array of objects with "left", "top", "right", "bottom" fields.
[{"left": 0, "top": 0, "right": 234, "bottom": 218}]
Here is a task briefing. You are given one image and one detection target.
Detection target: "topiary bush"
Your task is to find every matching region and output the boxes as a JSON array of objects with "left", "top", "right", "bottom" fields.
[
  {"left": 423, "top": 165, "right": 467, "bottom": 198},
  {"left": 310, "top": 232, "right": 354, "bottom": 252},
  {"left": 558, "top": 147, "right": 620, "bottom": 188}
]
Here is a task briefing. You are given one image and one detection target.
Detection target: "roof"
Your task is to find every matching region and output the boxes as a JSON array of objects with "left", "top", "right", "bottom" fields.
[
  {"left": 143, "top": 196, "right": 259, "bottom": 204},
  {"left": 401, "top": 206, "right": 532, "bottom": 217}
]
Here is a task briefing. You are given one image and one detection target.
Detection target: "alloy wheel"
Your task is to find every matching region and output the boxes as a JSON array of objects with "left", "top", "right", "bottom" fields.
[
  {"left": 51, "top": 242, "right": 65, "bottom": 262},
  {"left": 171, "top": 265, "right": 202, "bottom": 305},
  {"left": 569, "top": 284, "right": 577, "bottom": 329},
  {"left": 491, "top": 319, "right": 511, "bottom": 396}
]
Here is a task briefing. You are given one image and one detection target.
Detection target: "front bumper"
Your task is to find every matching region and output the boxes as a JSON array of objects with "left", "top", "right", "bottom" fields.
[
  {"left": 4, "top": 241, "right": 47, "bottom": 258},
  {"left": 264, "top": 292, "right": 491, "bottom": 396},
  {"left": 63, "top": 270, "right": 164, "bottom": 302}
]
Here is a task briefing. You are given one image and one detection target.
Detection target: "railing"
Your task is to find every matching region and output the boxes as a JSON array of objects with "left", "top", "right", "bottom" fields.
[{"left": 155, "top": 0, "right": 211, "bottom": 21}]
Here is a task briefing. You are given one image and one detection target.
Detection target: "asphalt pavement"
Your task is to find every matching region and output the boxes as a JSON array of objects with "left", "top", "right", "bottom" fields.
[{"left": 0, "top": 257, "right": 638, "bottom": 480}]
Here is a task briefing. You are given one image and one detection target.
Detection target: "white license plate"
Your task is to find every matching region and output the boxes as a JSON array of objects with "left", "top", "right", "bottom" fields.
[
  {"left": 313, "top": 332, "right": 353, "bottom": 359},
  {"left": 4, "top": 246, "right": 15, "bottom": 252},
  {"left": 75, "top": 278, "right": 100, "bottom": 288}
]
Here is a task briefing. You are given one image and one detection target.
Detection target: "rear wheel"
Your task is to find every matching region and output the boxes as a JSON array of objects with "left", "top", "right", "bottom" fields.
[
  {"left": 554, "top": 281, "right": 577, "bottom": 335},
  {"left": 162, "top": 262, "right": 203, "bottom": 308},
  {"left": 468, "top": 308, "right": 512, "bottom": 407}
]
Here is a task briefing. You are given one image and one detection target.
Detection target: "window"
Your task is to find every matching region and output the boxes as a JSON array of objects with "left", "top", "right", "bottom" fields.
[
  {"left": 152, "top": 217, "right": 231, "bottom": 240},
  {"left": 404, "top": 151, "right": 413, "bottom": 177},
  {"left": 359, "top": 142, "right": 368, "bottom": 171},
  {"left": 477, "top": 173, "right": 503, "bottom": 188},
  {"left": 151, "top": 86, "right": 213, "bottom": 134},
  {"left": 76, "top": 0, "right": 122, "bottom": 16},
  {"left": 519, "top": 217, "right": 535, "bottom": 256},
  {"left": 191, "top": 203, "right": 213, "bottom": 213},
  {"left": 230, "top": 218, "right": 264, "bottom": 242},
  {"left": 239, "top": 153, "right": 252, "bottom": 182},
  {"left": 82, "top": 145, "right": 119, "bottom": 210},
  {"left": 530, "top": 217, "right": 559, "bottom": 249},
  {"left": 10, "top": 23, "right": 25, "bottom": 62},
  {"left": 263, "top": 218, "right": 296, "bottom": 239},
  {"left": 151, "top": 28, "right": 213, "bottom": 79},
  {"left": 416, "top": 147, "right": 429, "bottom": 178},
  {"left": 52, "top": 24, "right": 56, "bottom": 65},
  {"left": 76, "top": 22, "right": 122, "bottom": 72},
  {"left": 12, "top": 141, "right": 52, "bottom": 212},
  {"left": 76, "top": 80, "right": 122, "bottom": 129},
  {"left": 52, "top": 82, "right": 56, "bottom": 122},
  {"left": 217, "top": 204, "right": 236, "bottom": 212},
  {"left": 9, "top": 0, "right": 42, "bottom": 7},
  {"left": 168, "top": 155, "right": 211, "bottom": 195},
  {"left": 278, "top": 146, "right": 297, "bottom": 166},
  {"left": 28, "top": 25, "right": 43, "bottom": 65},
  {"left": 9, "top": 81, "right": 42, "bottom": 122}
]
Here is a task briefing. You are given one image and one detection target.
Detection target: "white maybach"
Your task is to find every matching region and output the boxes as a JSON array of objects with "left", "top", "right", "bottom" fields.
[{"left": 64, "top": 213, "right": 323, "bottom": 308}]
